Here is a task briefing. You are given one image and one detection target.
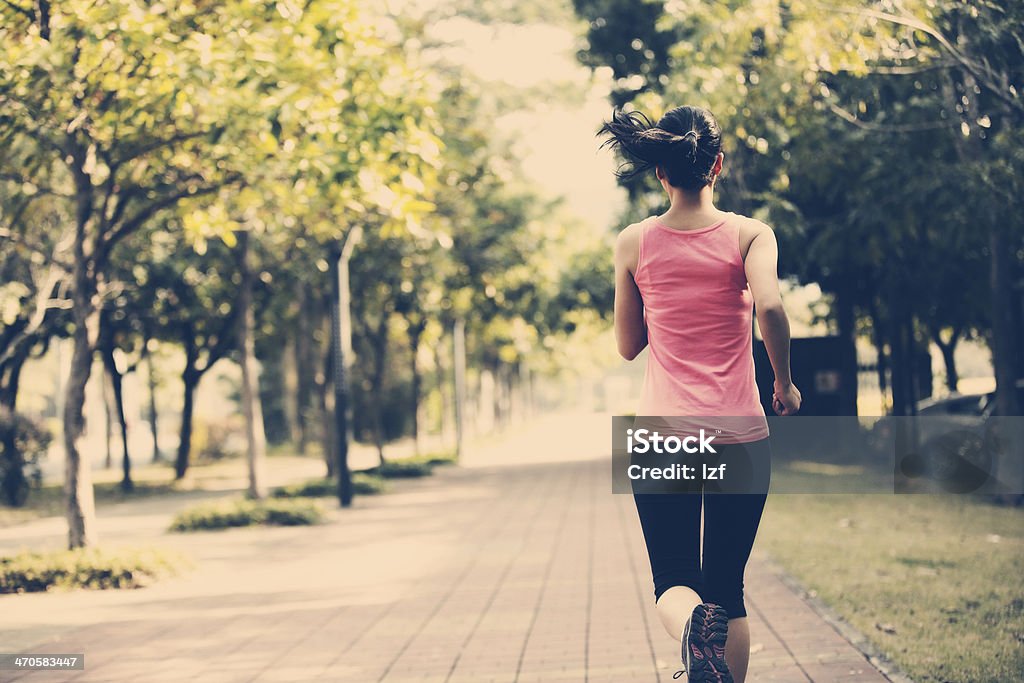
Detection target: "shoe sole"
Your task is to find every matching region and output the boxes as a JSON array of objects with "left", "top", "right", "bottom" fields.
[{"left": 684, "top": 603, "right": 733, "bottom": 683}]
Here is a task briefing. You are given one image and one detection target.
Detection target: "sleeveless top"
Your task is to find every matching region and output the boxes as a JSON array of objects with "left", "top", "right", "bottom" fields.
[{"left": 633, "top": 212, "right": 769, "bottom": 443}]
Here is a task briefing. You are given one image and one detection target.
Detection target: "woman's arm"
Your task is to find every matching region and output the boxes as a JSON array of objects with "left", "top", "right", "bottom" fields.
[
  {"left": 744, "top": 224, "right": 801, "bottom": 415},
  {"left": 614, "top": 224, "right": 648, "bottom": 360}
]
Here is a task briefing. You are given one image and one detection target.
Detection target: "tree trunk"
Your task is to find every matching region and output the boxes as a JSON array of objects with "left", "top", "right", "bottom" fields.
[
  {"left": 868, "top": 300, "right": 890, "bottom": 414},
  {"left": 175, "top": 369, "right": 199, "bottom": 479},
  {"left": 990, "top": 226, "right": 1020, "bottom": 416},
  {"left": 329, "top": 232, "right": 357, "bottom": 507},
  {"left": 103, "top": 370, "right": 114, "bottom": 469},
  {"left": 889, "top": 314, "right": 912, "bottom": 417},
  {"left": 236, "top": 230, "right": 267, "bottom": 499},
  {"left": 101, "top": 345, "right": 133, "bottom": 492},
  {"left": 147, "top": 352, "right": 161, "bottom": 463},
  {"left": 835, "top": 285, "right": 859, "bottom": 415},
  {"left": 294, "top": 283, "right": 314, "bottom": 455},
  {"left": 63, "top": 300, "right": 99, "bottom": 549},
  {"left": 409, "top": 323, "right": 423, "bottom": 457},
  {"left": 434, "top": 339, "right": 453, "bottom": 446},
  {"left": 453, "top": 319, "right": 466, "bottom": 459},
  {"left": 370, "top": 320, "right": 388, "bottom": 466},
  {"left": 0, "top": 339, "right": 32, "bottom": 411},
  {"left": 932, "top": 328, "right": 961, "bottom": 394},
  {"left": 318, "top": 340, "right": 335, "bottom": 478}
]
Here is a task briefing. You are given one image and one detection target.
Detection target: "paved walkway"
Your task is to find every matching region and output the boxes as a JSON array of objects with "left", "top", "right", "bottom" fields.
[{"left": 2, "top": 457, "right": 895, "bottom": 682}]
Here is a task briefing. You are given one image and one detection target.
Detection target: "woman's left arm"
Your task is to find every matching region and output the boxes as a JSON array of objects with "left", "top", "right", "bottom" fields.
[{"left": 614, "top": 224, "right": 647, "bottom": 360}]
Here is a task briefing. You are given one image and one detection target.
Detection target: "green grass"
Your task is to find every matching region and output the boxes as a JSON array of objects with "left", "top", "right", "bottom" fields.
[
  {"left": 759, "top": 467, "right": 1024, "bottom": 683},
  {"left": 169, "top": 497, "right": 323, "bottom": 532},
  {"left": 0, "top": 546, "right": 188, "bottom": 594},
  {"left": 0, "top": 479, "right": 178, "bottom": 527}
]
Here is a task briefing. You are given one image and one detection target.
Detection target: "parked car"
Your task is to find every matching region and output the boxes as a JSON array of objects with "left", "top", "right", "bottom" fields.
[
  {"left": 910, "top": 380, "right": 1024, "bottom": 493},
  {"left": 916, "top": 392, "right": 988, "bottom": 418}
]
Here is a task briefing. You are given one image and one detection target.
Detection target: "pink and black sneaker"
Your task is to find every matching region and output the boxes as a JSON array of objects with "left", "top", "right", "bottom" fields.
[{"left": 679, "top": 603, "right": 733, "bottom": 683}]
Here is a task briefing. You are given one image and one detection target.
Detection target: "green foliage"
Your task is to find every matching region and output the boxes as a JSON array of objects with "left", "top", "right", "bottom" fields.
[
  {"left": 271, "top": 473, "right": 388, "bottom": 498},
  {"left": 363, "top": 461, "right": 434, "bottom": 479},
  {"left": 168, "top": 497, "right": 322, "bottom": 532},
  {"left": 0, "top": 408, "right": 50, "bottom": 507},
  {"left": 0, "top": 547, "right": 186, "bottom": 594},
  {"left": 575, "top": 0, "right": 1024, "bottom": 409},
  {"left": 404, "top": 450, "right": 458, "bottom": 467}
]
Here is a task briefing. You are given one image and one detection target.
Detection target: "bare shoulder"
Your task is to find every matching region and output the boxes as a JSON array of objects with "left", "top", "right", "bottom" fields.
[
  {"left": 735, "top": 214, "right": 775, "bottom": 260},
  {"left": 614, "top": 217, "right": 653, "bottom": 270},
  {"left": 616, "top": 218, "right": 650, "bottom": 246}
]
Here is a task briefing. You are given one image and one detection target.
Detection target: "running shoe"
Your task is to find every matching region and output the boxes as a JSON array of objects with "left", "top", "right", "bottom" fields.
[{"left": 680, "top": 603, "right": 733, "bottom": 683}]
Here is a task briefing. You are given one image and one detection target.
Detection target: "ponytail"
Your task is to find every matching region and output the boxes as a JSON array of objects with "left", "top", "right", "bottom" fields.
[{"left": 598, "top": 105, "right": 722, "bottom": 191}]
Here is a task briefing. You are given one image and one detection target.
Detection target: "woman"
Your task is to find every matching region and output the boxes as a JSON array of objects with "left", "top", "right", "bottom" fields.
[{"left": 601, "top": 105, "right": 801, "bottom": 683}]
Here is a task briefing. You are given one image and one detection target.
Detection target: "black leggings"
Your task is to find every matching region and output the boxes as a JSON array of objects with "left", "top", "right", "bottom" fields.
[{"left": 631, "top": 438, "right": 770, "bottom": 619}]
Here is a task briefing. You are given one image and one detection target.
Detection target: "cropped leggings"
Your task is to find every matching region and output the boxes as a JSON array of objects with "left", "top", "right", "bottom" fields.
[{"left": 631, "top": 438, "right": 770, "bottom": 619}]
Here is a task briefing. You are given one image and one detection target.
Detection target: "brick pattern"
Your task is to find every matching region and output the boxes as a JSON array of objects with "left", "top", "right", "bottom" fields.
[{"left": 4, "top": 459, "right": 891, "bottom": 683}]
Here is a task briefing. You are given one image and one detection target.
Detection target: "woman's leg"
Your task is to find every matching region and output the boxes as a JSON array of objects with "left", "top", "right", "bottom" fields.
[
  {"left": 724, "top": 617, "right": 751, "bottom": 682},
  {"left": 700, "top": 439, "right": 771, "bottom": 683},
  {"left": 655, "top": 585, "right": 702, "bottom": 641},
  {"left": 701, "top": 491, "right": 766, "bottom": 681},
  {"left": 632, "top": 492, "right": 704, "bottom": 640}
]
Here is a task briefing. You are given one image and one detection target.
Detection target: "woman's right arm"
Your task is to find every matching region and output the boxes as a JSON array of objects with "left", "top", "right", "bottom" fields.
[
  {"left": 744, "top": 225, "right": 801, "bottom": 416},
  {"left": 614, "top": 223, "right": 648, "bottom": 361}
]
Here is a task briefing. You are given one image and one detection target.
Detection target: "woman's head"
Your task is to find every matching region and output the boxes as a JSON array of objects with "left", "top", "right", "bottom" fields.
[{"left": 598, "top": 105, "right": 723, "bottom": 192}]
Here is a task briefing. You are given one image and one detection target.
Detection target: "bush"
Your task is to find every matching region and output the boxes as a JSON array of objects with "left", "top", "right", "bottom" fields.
[
  {"left": 0, "top": 547, "right": 186, "bottom": 594},
  {"left": 365, "top": 460, "right": 433, "bottom": 478},
  {"left": 358, "top": 449, "right": 458, "bottom": 479},
  {"left": 403, "top": 450, "right": 457, "bottom": 468},
  {"left": 271, "top": 473, "right": 386, "bottom": 499},
  {"left": 0, "top": 407, "right": 51, "bottom": 507},
  {"left": 271, "top": 479, "right": 335, "bottom": 498},
  {"left": 169, "top": 497, "right": 322, "bottom": 532},
  {"left": 353, "top": 472, "right": 387, "bottom": 494}
]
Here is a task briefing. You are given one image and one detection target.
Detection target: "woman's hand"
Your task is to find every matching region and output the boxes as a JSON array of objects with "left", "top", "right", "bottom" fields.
[{"left": 772, "top": 381, "right": 802, "bottom": 416}]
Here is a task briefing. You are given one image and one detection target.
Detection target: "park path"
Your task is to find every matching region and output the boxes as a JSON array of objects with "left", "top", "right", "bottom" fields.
[{"left": 1, "top": 413, "right": 896, "bottom": 682}]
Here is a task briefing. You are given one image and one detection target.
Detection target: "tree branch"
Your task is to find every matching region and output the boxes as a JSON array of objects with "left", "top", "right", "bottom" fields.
[
  {"left": 0, "top": 0, "right": 33, "bottom": 20},
  {"left": 825, "top": 100, "right": 957, "bottom": 133},
  {"left": 814, "top": 2, "right": 1020, "bottom": 112},
  {"left": 112, "top": 128, "right": 219, "bottom": 166},
  {"left": 95, "top": 175, "right": 239, "bottom": 268},
  {"left": 0, "top": 263, "right": 67, "bottom": 367}
]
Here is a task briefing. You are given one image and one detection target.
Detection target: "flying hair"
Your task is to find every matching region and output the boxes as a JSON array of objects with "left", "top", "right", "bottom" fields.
[{"left": 598, "top": 105, "right": 722, "bottom": 191}]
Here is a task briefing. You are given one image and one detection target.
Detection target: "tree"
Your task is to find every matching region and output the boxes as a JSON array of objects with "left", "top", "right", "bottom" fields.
[
  {"left": 573, "top": 0, "right": 1022, "bottom": 419},
  {"left": 2, "top": 0, "right": 448, "bottom": 538}
]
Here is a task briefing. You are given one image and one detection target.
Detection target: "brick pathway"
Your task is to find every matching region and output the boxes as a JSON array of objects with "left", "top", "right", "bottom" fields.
[{"left": 2, "top": 456, "right": 895, "bottom": 682}]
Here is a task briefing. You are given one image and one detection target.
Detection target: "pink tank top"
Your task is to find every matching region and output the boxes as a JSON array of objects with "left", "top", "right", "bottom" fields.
[{"left": 633, "top": 213, "right": 768, "bottom": 443}]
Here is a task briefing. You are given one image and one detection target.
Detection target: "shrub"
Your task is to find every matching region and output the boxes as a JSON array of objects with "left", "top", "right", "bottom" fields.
[
  {"left": 0, "top": 407, "right": 51, "bottom": 507},
  {"left": 365, "top": 460, "right": 433, "bottom": 478},
  {"left": 169, "top": 497, "right": 322, "bottom": 532},
  {"left": 353, "top": 473, "right": 387, "bottom": 494},
  {"left": 271, "top": 479, "right": 335, "bottom": 499},
  {"left": 404, "top": 450, "right": 457, "bottom": 467},
  {"left": 0, "top": 547, "right": 186, "bottom": 594},
  {"left": 270, "top": 473, "right": 387, "bottom": 499}
]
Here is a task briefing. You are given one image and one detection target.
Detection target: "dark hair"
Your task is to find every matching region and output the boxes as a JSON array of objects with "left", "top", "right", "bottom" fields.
[{"left": 598, "top": 105, "right": 723, "bottom": 191}]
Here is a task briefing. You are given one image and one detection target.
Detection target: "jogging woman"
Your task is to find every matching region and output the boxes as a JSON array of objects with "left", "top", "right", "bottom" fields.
[{"left": 601, "top": 105, "right": 801, "bottom": 683}]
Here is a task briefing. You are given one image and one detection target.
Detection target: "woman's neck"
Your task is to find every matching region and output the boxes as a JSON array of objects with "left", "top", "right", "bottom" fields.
[{"left": 662, "top": 183, "right": 720, "bottom": 221}]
